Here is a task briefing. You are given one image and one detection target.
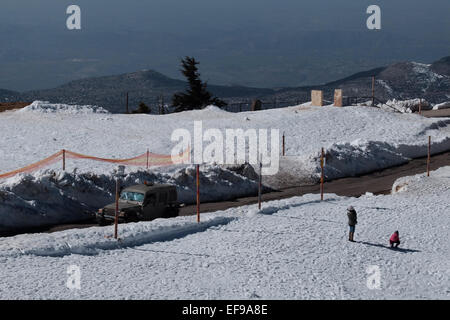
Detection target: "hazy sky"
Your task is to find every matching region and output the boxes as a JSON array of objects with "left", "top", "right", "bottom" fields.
[{"left": 0, "top": 0, "right": 449, "bottom": 90}]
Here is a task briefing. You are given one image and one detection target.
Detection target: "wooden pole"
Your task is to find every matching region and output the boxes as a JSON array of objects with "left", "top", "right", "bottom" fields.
[
  {"left": 258, "top": 161, "right": 262, "bottom": 210},
  {"left": 282, "top": 133, "right": 285, "bottom": 156},
  {"left": 427, "top": 136, "right": 431, "bottom": 177},
  {"left": 371, "top": 76, "right": 375, "bottom": 106},
  {"left": 320, "top": 148, "right": 324, "bottom": 201},
  {"left": 62, "top": 149, "right": 66, "bottom": 171},
  {"left": 146, "top": 149, "right": 149, "bottom": 169},
  {"left": 160, "top": 94, "right": 165, "bottom": 114},
  {"left": 419, "top": 99, "right": 422, "bottom": 115},
  {"left": 114, "top": 178, "right": 120, "bottom": 239},
  {"left": 196, "top": 164, "right": 200, "bottom": 223}
]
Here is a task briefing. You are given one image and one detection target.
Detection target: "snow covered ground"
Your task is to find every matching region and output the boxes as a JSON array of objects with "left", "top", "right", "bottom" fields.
[
  {"left": 433, "top": 101, "right": 450, "bottom": 110},
  {"left": 1, "top": 100, "right": 450, "bottom": 230},
  {"left": 2, "top": 100, "right": 449, "bottom": 176},
  {"left": 0, "top": 166, "right": 448, "bottom": 299}
]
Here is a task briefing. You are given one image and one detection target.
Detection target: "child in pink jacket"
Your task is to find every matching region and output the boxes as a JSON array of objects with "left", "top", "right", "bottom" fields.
[{"left": 390, "top": 231, "right": 400, "bottom": 248}]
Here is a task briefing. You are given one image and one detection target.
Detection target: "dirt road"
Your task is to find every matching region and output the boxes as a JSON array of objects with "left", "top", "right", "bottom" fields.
[
  {"left": 178, "top": 150, "right": 450, "bottom": 216},
  {"left": 422, "top": 109, "right": 450, "bottom": 118}
]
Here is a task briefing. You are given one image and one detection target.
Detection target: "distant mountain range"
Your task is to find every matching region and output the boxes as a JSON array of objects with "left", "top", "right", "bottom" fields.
[{"left": 1, "top": 56, "right": 449, "bottom": 113}]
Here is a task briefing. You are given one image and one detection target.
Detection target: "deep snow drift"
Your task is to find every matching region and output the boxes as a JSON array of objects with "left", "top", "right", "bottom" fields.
[
  {"left": 383, "top": 98, "right": 431, "bottom": 113},
  {"left": 19, "top": 100, "right": 110, "bottom": 114},
  {"left": 433, "top": 101, "right": 450, "bottom": 110},
  {"left": 0, "top": 166, "right": 448, "bottom": 299},
  {"left": 0, "top": 164, "right": 259, "bottom": 232},
  {"left": 1, "top": 100, "right": 450, "bottom": 230}
]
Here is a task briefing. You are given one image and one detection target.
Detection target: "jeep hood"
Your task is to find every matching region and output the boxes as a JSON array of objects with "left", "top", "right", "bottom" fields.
[{"left": 104, "top": 202, "right": 141, "bottom": 211}]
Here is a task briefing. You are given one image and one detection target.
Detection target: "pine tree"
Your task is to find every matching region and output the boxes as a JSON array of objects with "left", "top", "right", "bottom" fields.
[
  {"left": 132, "top": 102, "right": 150, "bottom": 114},
  {"left": 172, "top": 57, "right": 227, "bottom": 112}
]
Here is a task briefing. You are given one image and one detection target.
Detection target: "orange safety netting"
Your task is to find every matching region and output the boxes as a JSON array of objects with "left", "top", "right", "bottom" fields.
[
  {"left": 0, "top": 147, "right": 190, "bottom": 180},
  {"left": 0, "top": 150, "right": 63, "bottom": 180}
]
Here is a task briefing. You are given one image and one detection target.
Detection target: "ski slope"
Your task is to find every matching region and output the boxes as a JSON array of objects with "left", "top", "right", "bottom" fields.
[{"left": 0, "top": 166, "right": 449, "bottom": 299}]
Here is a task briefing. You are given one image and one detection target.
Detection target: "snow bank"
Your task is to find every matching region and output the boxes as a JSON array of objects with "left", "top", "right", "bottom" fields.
[
  {"left": 0, "top": 164, "right": 258, "bottom": 232},
  {"left": 324, "top": 132, "right": 450, "bottom": 179},
  {"left": 384, "top": 98, "right": 432, "bottom": 113},
  {"left": 392, "top": 166, "right": 450, "bottom": 194},
  {"left": 433, "top": 101, "right": 450, "bottom": 110},
  {"left": 0, "top": 215, "right": 234, "bottom": 257},
  {"left": 19, "top": 101, "right": 109, "bottom": 114}
]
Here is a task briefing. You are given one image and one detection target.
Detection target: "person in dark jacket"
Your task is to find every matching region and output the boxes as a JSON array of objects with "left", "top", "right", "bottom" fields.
[
  {"left": 347, "top": 206, "right": 357, "bottom": 242},
  {"left": 389, "top": 231, "right": 400, "bottom": 248}
]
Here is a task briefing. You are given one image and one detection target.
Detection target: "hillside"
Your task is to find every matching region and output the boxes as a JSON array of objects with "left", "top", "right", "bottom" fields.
[
  {"left": 0, "top": 89, "right": 20, "bottom": 102},
  {"left": 277, "top": 57, "right": 450, "bottom": 104},
  {"left": 431, "top": 56, "right": 450, "bottom": 76},
  {"left": 1, "top": 56, "right": 449, "bottom": 113},
  {"left": 19, "top": 70, "right": 275, "bottom": 113}
]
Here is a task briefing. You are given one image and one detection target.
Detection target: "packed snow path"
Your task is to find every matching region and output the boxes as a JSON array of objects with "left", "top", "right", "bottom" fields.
[{"left": 0, "top": 167, "right": 448, "bottom": 299}]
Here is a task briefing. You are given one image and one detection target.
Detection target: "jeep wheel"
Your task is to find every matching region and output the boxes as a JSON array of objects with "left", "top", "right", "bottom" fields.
[
  {"left": 164, "top": 207, "right": 179, "bottom": 218},
  {"left": 97, "top": 218, "right": 109, "bottom": 226}
]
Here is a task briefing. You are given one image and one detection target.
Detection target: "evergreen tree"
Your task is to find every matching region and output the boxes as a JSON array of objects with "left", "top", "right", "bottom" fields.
[
  {"left": 172, "top": 57, "right": 227, "bottom": 112},
  {"left": 132, "top": 102, "right": 150, "bottom": 114}
]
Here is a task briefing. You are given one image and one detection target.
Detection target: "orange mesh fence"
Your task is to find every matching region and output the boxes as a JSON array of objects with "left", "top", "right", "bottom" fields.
[
  {"left": 65, "top": 148, "right": 190, "bottom": 166},
  {"left": 0, "top": 147, "right": 190, "bottom": 180},
  {"left": 0, "top": 150, "right": 63, "bottom": 180},
  {"left": 65, "top": 150, "right": 148, "bottom": 166}
]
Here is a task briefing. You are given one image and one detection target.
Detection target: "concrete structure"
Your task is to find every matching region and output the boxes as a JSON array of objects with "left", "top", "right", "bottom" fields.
[
  {"left": 334, "top": 89, "right": 343, "bottom": 107},
  {"left": 311, "top": 90, "right": 323, "bottom": 106}
]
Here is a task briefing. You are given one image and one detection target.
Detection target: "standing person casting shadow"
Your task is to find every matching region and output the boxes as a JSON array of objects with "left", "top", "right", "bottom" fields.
[{"left": 347, "top": 206, "right": 357, "bottom": 242}]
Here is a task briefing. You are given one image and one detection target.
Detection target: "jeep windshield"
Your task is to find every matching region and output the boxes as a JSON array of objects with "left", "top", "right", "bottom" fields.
[{"left": 120, "top": 191, "right": 145, "bottom": 203}]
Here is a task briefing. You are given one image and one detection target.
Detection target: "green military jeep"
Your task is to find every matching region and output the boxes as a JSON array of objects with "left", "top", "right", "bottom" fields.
[{"left": 96, "top": 183, "right": 179, "bottom": 225}]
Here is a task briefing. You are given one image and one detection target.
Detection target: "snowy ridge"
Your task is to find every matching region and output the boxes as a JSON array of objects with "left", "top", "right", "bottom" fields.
[
  {"left": 376, "top": 80, "right": 394, "bottom": 95},
  {"left": 383, "top": 98, "right": 432, "bottom": 113},
  {"left": 19, "top": 101, "right": 110, "bottom": 114},
  {"left": 411, "top": 62, "right": 444, "bottom": 83}
]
